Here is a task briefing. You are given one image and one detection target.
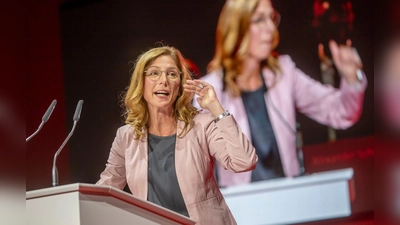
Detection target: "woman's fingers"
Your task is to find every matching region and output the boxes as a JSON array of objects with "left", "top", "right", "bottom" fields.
[{"left": 184, "top": 80, "right": 211, "bottom": 94}]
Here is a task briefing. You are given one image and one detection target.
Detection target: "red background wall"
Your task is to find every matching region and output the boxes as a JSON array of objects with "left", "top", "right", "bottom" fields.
[{"left": 27, "top": 0, "right": 70, "bottom": 190}]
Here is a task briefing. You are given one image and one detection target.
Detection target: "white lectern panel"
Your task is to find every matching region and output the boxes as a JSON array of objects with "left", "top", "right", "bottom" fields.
[{"left": 221, "top": 168, "right": 354, "bottom": 225}]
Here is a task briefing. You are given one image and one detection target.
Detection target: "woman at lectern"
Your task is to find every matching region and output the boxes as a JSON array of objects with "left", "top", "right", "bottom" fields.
[
  {"left": 96, "top": 46, "right": 257, "bottom": 225},
  {"left": 193, "top": 0, "right": 367, "bottom": 188}
]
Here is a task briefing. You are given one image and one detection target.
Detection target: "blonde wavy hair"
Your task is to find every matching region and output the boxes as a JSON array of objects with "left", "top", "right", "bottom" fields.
[
  {"left": 208, "top": 0, "right": 281, "bottom": 97},
  {"left": 122, "top": 46, "right": 198, "bottom": 140}
]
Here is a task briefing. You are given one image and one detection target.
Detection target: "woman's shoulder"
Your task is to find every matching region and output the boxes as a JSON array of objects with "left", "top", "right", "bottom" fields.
[
  {"left": 201, "top": 70, "right": 223, "bottom": 84},
  {"left": 201, "top": 69, "right": 221, "bottom": 79},
  {"left": 115, "top": 124, "right": 136, "bottom": 139},
  {"left": 274, "top": 54, "right": 299, "bottom": 80},
  {"left": 277, "top": 54, "right": 296, "bottom": 69},
  {"left": 117, "top": 124, "right": 133, "bottom": 132},
  {"left": 200, "top": 69, "right": 224, "bottom": 94}
]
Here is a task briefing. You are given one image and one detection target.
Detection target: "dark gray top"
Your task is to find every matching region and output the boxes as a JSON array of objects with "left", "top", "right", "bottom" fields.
[
  {"left": 241, "top": 85, "right": 285, "bottom": 182},
  {"left": 147, "top": 133, "right": 189, "bottom": 217}
]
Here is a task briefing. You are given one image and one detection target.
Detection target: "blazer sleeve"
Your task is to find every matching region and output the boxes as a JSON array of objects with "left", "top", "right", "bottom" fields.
[
  {"left": 282, "top": 55, "right": 368, "bottom": 129},
  {"left": 96, "top": 126, "right": 127, "bottom": 189},
  {"left": 204, "top": 113, "right": 258, "bottom": 172}
]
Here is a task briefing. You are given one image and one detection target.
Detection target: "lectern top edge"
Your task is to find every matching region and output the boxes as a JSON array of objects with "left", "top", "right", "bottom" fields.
[{"left": 26, "top": 183, "right": 196, "bottom": 225}]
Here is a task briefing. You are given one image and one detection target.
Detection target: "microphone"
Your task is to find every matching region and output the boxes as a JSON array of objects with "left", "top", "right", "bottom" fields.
[
  {"left": 26, "top": 100, "right": 57, "bottom": 143},
  {"left": 295, "top": 123, "right": 306, "bottom": 176},
  {"left": 267, "top": 94, "right": 307, "bottom": 177},
  {"left": 52, "top": 100, "right": 84, "bottom": 187}
]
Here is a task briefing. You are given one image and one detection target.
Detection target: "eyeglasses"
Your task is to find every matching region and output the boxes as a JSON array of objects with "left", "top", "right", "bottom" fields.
[
  {"left": 144, "top": 68, "right": 181, "bottom": 81},
  {"left": 251, "top": 10, "right": 281, "bottom": 28}
]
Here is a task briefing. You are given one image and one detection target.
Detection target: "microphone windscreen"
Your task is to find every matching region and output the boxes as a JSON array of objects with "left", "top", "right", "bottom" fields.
[
  {"left": 73, "top": 100, "right": 84, "bottom": 122},
  {"left": 42, "top": 99, "right": 57, "bottom": 122}
]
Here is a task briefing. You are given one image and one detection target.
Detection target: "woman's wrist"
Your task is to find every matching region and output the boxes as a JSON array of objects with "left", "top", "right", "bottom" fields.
[
  {"left": 215, "top": 110, "right": 231, "bottom": 123},
  {"left": 343, "top": 69, "right": 364, "bottom": 84},
  {"left": 206, "top": 99, "right": 225, "bottom": 118}
]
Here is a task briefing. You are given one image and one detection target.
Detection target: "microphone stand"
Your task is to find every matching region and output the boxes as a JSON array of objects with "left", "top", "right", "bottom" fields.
[
  {"left": 296, "top": 123, "right": 306, "bottom": 176},
  {"left": 52, "top": 100, "right": 83, "bottom": 187},
  {"left": 26, "top": 122, "right": 46, "bottom": 143},
  {"left": 52, "top": 120, "right": 78, "bottom": 187}
]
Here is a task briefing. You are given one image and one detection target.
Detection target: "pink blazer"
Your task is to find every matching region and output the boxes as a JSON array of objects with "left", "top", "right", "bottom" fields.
[
  {"left": 197, "top": 55, "right": 367, "bottom": 187},
  {"left": 96, "top": 113, "right": 257, "bottom": 224}
]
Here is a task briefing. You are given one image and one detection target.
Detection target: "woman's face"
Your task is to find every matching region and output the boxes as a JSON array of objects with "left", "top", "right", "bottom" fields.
[
  {"left": 143, "top": 55, "right": 181, "bottom": 113},
  {"left": 248, "top": 0, "right": 277, "bottom": 60}
]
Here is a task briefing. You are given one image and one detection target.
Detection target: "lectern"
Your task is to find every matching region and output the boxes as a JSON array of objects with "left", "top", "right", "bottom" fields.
[
  {"left": 220, "top": 168, "right": 355, "bottom": 225},
  {"left": 26, "top": 183, "right": 196, "bottom": 225}
]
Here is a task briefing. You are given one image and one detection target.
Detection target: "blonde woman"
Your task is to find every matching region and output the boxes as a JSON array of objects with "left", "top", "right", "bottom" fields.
[
  {"left": 97, "top": 46, "right": 257, "bottom": 224},
  {"left": 195, "top": 0, "right": 367, "bottom": 187}
]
